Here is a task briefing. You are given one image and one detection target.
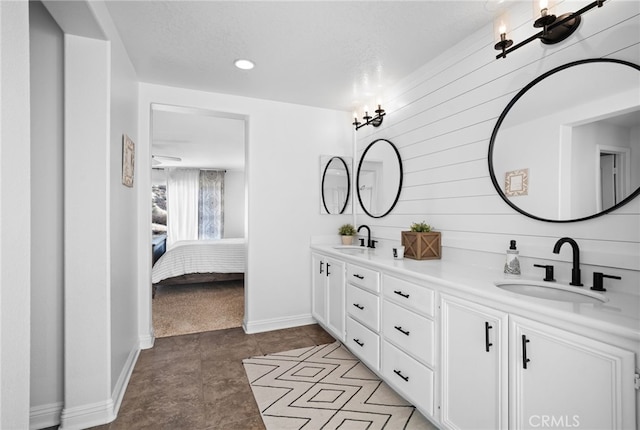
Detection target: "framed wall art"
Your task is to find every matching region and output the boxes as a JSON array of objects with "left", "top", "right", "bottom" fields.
[
  {"left": 504, "top": 168, "right": 528, "bottom": 197},
  {"left": 122, "top": 134, "right": 135, "bottom": 187}
]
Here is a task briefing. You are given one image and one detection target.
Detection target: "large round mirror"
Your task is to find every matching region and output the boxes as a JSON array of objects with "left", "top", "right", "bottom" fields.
[
  {"left": 489, "top": 58, "right": 640, "bottom": 222},
  {"left": 321, "top": 156, "right": 351, "bottom": 214},
  {"left": 357, "top": 138, "right": 403, "bottom": 218}
]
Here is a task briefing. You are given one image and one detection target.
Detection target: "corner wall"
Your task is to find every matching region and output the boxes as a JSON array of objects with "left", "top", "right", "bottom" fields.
[
  {"left": 0, "top": 1, "right": 32, "bottom": 428},
  {"left": 355, "top": 0, "right": 640, "bottom": 289},
  {"left": 29, "top": 2, "right": 64, "bottom": 428}
]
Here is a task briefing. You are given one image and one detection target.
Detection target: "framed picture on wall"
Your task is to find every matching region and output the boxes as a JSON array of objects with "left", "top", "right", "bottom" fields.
[
  {"left": 504, "top": 168, "right": 528, "bottom": 197},
  {"left": 122, "top": 134, "right": 135, "bottom": 187}
]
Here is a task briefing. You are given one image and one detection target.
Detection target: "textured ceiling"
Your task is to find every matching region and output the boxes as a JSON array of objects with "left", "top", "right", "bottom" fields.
[
  {"left": 105, "top": 1, "right": 499, "bottom": 112},
  {"left": 105, "top": 1, "right": 502, "bottom": 169}
]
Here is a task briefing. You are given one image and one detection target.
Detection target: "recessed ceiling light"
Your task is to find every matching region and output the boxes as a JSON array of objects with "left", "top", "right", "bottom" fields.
[{"left": 234, "top": 59, "right": 255, "bottom": 70}]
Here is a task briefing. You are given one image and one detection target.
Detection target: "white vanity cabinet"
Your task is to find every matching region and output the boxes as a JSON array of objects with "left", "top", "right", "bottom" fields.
[
  {"left": 381, "top": 274, "right": 437, "bottom": 418},
  {"left": 510, "top": 316, "right": 636, "bottom": 430},
  {"left": 345, "top": 262, "right": 381, "bottom": 370},
  {"left": 311, "top": 253, "right": 346, "bottom": 341},
  {"left": 311, "top": 246, "right": 638, "bottom": 430},
  {"left": 439, "top": 294, "right": 636, "bottom": 430},
  {"left": 440, "top": 294, "right": 508, "bottom": 430}
]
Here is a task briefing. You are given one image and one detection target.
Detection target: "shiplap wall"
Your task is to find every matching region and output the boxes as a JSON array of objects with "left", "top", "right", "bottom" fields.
[{"left": 355, "top": 0, "right": 640, "bottom": 287}]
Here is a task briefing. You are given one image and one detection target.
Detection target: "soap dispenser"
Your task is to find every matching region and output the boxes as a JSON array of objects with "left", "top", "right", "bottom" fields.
[{"left": 504, "top": 240, "right": 521, "bottom": 278}]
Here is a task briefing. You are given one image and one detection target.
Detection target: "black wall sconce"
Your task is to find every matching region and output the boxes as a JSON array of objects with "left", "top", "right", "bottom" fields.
[
  {"left": 495, "top": 0, "right": 606, "bottom": 59},
  {"left": 353, "top": 105, "right": 385, "bottom": 130}
]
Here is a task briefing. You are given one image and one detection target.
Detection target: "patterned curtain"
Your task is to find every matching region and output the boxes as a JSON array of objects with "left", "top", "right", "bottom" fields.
[{"left": 199, "top": 170, "right": 225, "bottom": 239}]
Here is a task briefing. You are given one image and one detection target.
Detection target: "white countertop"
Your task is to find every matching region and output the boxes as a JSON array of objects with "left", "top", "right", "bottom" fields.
[{"left": 311, "top": 244, "right": 640, "bottom": 344}]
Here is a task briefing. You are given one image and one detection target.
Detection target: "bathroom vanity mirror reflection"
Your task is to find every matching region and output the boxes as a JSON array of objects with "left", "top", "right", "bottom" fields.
[
  {"left": 489, "top": 59, "right": 640, "bottom": 222},
  {"left": 320, "top": 155, "right": 352, "bottom": 214},
  {"left": 356, "top": 138, "right": 403, "bottom": 218}
]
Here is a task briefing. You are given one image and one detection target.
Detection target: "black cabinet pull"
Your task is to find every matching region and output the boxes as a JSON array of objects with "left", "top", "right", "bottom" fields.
[
  {"left": 353, "top": 274, "right": 364, "bottom": 279},
  {"left": 353, "top": 338, "right": 364, "bottom": 347},
  {"left": 393, "top": 369, "right": 409, "bottom": 382},
  {"left": 485, "top": 322, "right": 493, "bottom": 352},
  {"left": 353, "top": 303, "right": 364, "bottom": 310},
  {"left": 394, "top": 325, "right": 410, "bottom": 336},
  {"left": 522, "top": 334, "right": 530, "bottom": 369},
  {"left": 393, "top": 290, "right": 410, "bottom": 299},
  {"left": 319, "top": 261, "right": 324, "bottom": 274},
  {"left": 326, "top": 263, "right": 331, "bottom": 276}
]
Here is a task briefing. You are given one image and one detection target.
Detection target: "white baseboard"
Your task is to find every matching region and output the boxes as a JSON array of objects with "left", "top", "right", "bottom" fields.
[
  {"left": 243, "top": 313, "right": 315, "bottom": 334},
  {"left": 30, "top": 401, "right": 63, "bottom": 430},
  {"left": 111, "top": 344, "right": 140, "bottom": 415},
  {"left": 138, "top": 331, "right": 155, "bottom": 349},
  {"left": 59, "top": 398, "right": 116, "bottom": 430}
]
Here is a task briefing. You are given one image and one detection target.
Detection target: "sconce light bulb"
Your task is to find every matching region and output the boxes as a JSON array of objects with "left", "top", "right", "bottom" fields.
[
  {"left": 540, "top": 0, "right": 548, "bottom": 10},
  {"left": 499, "top": 23, "right": 507, "bottom": 35}
]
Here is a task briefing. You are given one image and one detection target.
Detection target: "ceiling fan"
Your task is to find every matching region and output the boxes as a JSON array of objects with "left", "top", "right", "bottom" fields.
[{"left": 152, "top": 155, "right": 182, "bottom": 166}]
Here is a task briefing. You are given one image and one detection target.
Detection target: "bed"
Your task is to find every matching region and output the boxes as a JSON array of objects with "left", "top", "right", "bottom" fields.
[{"left": 152, "top": 238, "right": 246, "bottom": 296}]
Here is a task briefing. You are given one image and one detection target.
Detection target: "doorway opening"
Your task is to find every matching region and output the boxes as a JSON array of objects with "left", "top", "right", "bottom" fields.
[{"left": 149, "top": 104, "right": 248, "bottom": 337}]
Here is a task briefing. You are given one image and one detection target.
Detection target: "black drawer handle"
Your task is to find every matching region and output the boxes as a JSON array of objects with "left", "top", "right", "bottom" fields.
[
  {"left": 393, "top": 369, "right": 409, "bottom": 382},
  {"left": 394, "top": 325, "right": 410, "bottom": 336},
  {"left": 353, "top": 303, "right": 364, "bottom": 310},
  {"left": 393, "top": 290, "right": 410, "bottom": 299},
  {"left": 485, "top": 322, "right": 493, "bottom": 352},
  {"left": 522, "top": 335, "right": 530, "bottom": 369},
  {"left": 319, "top": 261, "right": 324, "bottom": 274},
  {"left": 353, "top": 338, "right": 364, "bottom": 347},
  {"left": 326, "top": 263, "right": 331, "bottom": 276},
  {"left": 353, "top": 274, "right": 364, "bottom": 279}
]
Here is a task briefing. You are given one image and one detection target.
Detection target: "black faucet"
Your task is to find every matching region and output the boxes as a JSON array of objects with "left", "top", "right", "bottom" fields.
[
  {"left": 357, "top": 225, "right": 376, "bottom": 248},
  {"left": 552, "top": 237, "right": 583, "bottom": 286}
]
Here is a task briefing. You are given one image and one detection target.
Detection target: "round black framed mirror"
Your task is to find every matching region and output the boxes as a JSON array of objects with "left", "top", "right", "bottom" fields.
[
  {"left": 488, "top": 58, "right": 640, "bottom": 223},
  {"left": 321, "top": 156, "right": 351, "bottom": 214},
  {"left": 356, "top": 138, "right": 403, "bottom": 218}
]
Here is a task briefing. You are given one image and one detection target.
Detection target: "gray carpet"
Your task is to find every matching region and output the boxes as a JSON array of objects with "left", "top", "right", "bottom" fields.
[
  {"left": 153, "top": 280, "right": 244, "bottom": 337},
  {"left": 243, "top": 341, "right": 436, "bottom": 430}
]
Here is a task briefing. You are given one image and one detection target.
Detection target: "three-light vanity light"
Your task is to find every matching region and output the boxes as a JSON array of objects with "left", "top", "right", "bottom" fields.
[
  {"left": 353, "top": 104, "right": 386, "bottom": 131},
  {"left": 494, "top": 0, "right": 607, "bottom": 59}
]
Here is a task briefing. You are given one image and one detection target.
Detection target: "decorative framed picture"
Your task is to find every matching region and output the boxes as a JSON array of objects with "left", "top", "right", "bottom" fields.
[
  {"left": 504, "top": 168, "right": 528, "bottom": 197},
  {"left": 122, "top": 134, "right": 135, "bottom": 187}
]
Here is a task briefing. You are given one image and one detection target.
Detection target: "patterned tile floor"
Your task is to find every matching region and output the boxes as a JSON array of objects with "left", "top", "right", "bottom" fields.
[{"left": 89, "top": 324, "right": 336, "bottom": 430}]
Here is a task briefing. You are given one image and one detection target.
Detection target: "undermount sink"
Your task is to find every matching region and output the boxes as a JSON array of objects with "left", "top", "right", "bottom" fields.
[
  {"left": 495, "top": 279, "right": 608, "bottom": 304},
  {"left": 333, "top": 245, "right": 372, "bottom": 255}
]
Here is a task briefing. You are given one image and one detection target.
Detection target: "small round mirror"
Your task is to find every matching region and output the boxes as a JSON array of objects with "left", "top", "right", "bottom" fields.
[
  {"left": 321, "top": 156, "right": 351, "bottom": 214},
  {"left": 356, "top": 139, "right": 403, "bottom": 218}
]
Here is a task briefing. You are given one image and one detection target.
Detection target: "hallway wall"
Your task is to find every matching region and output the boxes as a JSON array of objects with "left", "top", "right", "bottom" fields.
[{"left": 29, "top": 2, "right": 64, "bottom": 428}]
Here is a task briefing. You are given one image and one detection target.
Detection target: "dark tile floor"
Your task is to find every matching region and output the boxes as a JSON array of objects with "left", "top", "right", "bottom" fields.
[{"left": 91, "top": 324, "right": 335, "bottom": 430}]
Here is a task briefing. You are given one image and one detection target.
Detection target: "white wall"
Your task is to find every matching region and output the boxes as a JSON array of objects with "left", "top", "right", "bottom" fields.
[
  {"left": 137, "top": 84, "right": 352, "bottom": 336},
  {"left": 0, "top": 1, "right": 32, "bottom": 428},
  {"left": 224, "top": 169, "right": 245, "bottom": 238},
  {"left": 355, "top": 0, "right": 640, "bottom": 291},
  {"left": 29, "top": 2, "right": 64, "bottom": 428},
  {"left": 94, "top": 0, "right": 141, "bottom": 408}
]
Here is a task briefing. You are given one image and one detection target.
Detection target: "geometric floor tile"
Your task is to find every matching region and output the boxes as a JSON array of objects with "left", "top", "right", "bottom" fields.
[{"left": 243, "top": 342, "right": 436, "bottom": 430}]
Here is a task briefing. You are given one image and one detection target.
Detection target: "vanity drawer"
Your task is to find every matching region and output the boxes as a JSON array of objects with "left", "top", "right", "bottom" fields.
[
  {"left": 382, "top": 340, "right": 434, "bottom": 417},
  {"left": 383, "top": 300, "right": 434, "bottom": 366},
  {"left": 383, "top": 274, "right": 434, "bottom": 317},
  {"left": 347, "top": 263, "right": 380, "bottom": 293},
  {"left": 346, "top": 316, "right": 380, "bottom": 371},
  {"left": 346, "top": 284, "right": 380, "bottom": 332}
]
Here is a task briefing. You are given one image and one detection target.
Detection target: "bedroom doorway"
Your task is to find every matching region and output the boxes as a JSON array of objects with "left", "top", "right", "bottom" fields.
[{"left": 149, "top": 104, "right": 247, "bottom": 338}]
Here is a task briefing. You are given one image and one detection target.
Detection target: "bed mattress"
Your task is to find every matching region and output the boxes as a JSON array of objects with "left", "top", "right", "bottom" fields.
[{"left": 152, "top": 238, "right": 246, "bottom": 284}]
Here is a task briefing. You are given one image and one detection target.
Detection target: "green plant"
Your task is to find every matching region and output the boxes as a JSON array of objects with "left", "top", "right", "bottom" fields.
[
  {"left": 410, "top": 221, "right": 432, "bottom": 233},
  {"left": 338, "top": 223, "right": 357, "bottom": 236}
]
